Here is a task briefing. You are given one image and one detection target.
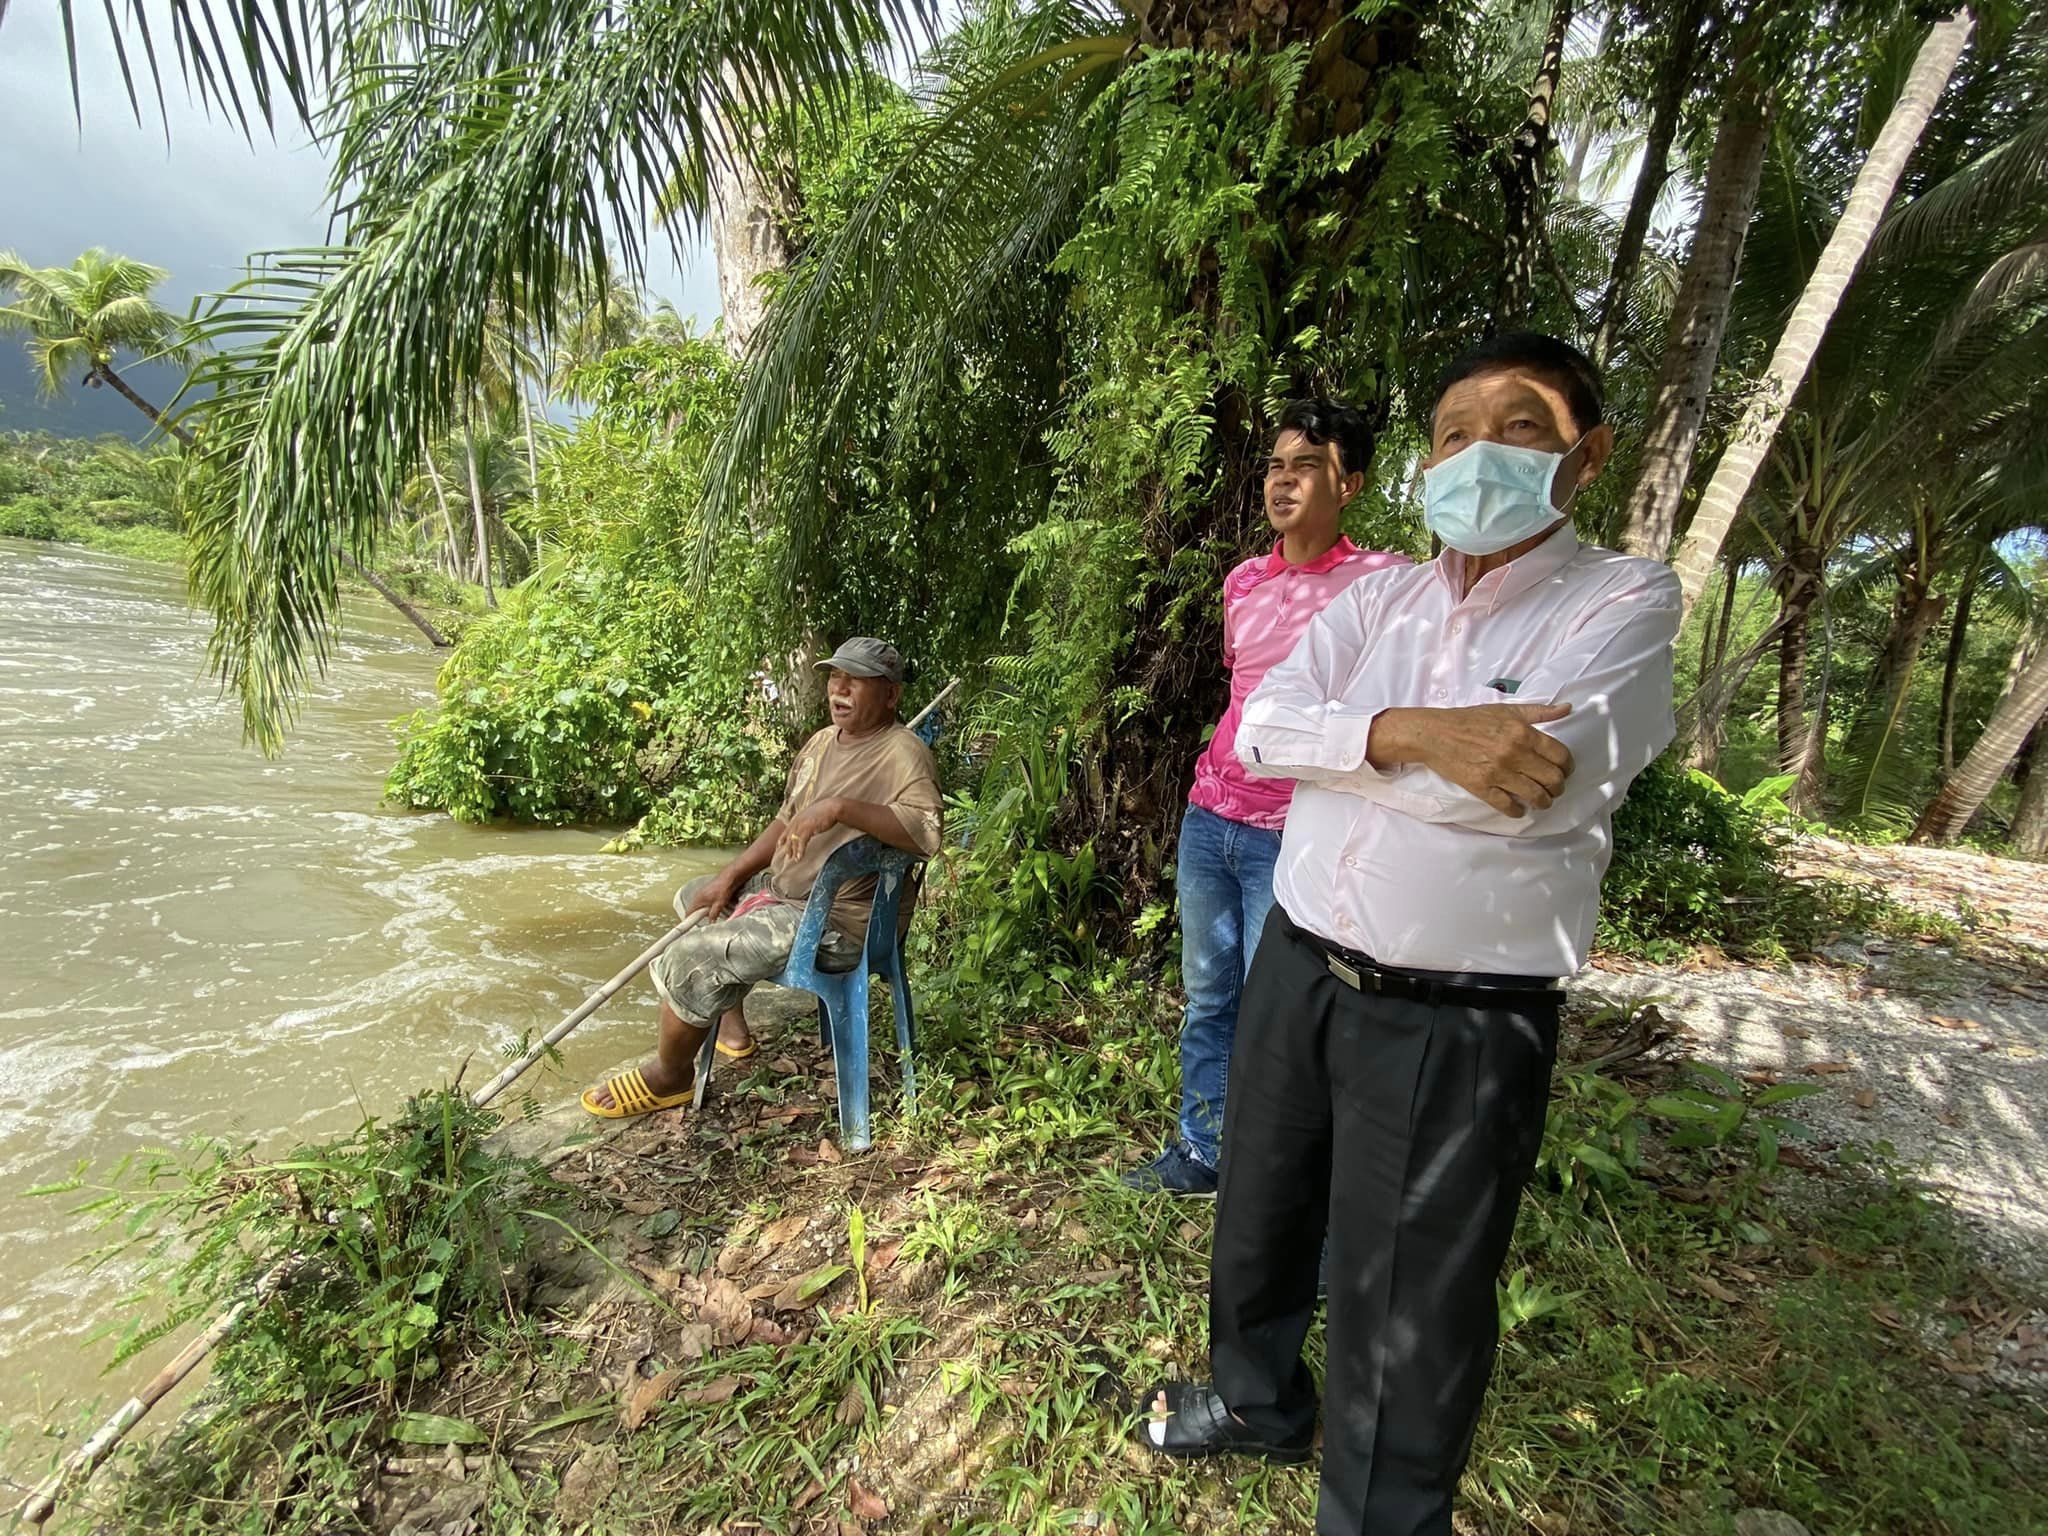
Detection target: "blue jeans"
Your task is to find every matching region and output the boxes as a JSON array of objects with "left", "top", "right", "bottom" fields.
[{"left": 1176, "top": 803, "right": 1282, "bottom": 1169}]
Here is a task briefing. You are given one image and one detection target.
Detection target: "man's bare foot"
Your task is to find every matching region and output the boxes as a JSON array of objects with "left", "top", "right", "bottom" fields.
[{"left": 582, "top": 1056, "right": 692, "bottom": 1113}]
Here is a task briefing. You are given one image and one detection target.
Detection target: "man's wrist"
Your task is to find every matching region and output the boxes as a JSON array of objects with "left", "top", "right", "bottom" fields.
[{"left": 1366, "top": 707, "right": 1434, "bottom": 771}]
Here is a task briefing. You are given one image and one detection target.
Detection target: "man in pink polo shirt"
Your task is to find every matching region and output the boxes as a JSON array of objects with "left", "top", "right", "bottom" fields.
[{"left": 1125, "top": 399, "right": 1408, "bottom": 1196}]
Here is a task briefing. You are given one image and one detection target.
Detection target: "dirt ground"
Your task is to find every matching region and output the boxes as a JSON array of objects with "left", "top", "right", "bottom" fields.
[{"left": 1590, "top": 834, "right": 2048, "bottom": 1284}]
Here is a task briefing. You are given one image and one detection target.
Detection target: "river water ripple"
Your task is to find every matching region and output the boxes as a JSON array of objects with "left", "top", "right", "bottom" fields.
[{"left": 0, "top": 540, "right": 720, "bottom": 1444}]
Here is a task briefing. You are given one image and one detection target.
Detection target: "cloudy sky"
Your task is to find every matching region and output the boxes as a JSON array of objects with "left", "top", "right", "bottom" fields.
[{"left": 0, "top": 6, "right": 719, "bottom": 436}]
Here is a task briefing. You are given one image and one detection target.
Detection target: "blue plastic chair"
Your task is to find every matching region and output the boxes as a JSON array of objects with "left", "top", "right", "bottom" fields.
[{"left": 691, "top": 712, "right": 940, "bottom": 1151}]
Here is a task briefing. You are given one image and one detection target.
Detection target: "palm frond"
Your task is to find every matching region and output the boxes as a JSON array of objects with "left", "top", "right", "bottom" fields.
[
  {"left": 1871, "top": 111, "right": 2048, "bottom": 262},
  {"left": 164, "top": 0, "right": 938, "bottom": 747},
  {"left": 698, "top": 0, "right": 1129, "bottom": 572}
]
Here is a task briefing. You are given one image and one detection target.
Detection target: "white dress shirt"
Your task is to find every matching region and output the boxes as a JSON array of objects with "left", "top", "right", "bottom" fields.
[{"left": 1236, "top": 525, "right": 1680, "bottom": 977}]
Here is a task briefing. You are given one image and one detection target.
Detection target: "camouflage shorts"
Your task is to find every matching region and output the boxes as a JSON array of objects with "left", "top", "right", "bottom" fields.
[{"left": 648, "top": 874, "right": 861, "bottom": 1025}]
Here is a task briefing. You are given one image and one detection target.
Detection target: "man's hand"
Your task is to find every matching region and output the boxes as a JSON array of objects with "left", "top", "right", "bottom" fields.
[
  {"left": 1372, "top": 703, "right": 1575, "bottom": 818},
  {"left": 684, "top": 872, "right": 743, "bottom": 921},
  {"left": 779, "top": 797, "right": 844, "bottom": 863}
]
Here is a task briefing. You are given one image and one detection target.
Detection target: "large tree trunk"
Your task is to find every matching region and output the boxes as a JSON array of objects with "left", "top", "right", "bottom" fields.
[
  {"left": 709, "top": 87, "right": 800, "bottom": 359},
  {"left": 521, "top": 384, "right": 544, "bottom": 511},
  {"left": 1588, "top": 0, "right": 1709, "bottom": 368},
  {"left": 464, "top": 423, "right": 496, "bottom": 608},
  {"left": 1840, "top": 574, "right": 1944, "bottom": 822},
  {"left": 1670, "top": 11, "right": 1975, "bottom": 619},
  {"left": 1914, "top": 635, "right": 2048, "bottom": 844},
  {"left": 1775, "top": 541, "right": 1825, "bottom": 809},
  {"left": 1492, "top": 0, "right": 1573, "bottom": 330},
  {"left": 1937, "top": 547, "right": 1981, "bottom": 775},
  {"left": 94, "top": 363, "right": 449, "bottom": 646},
  {"left": 2013, "top": 729, "right": 2048, "bottom": 855},
  {"left": 1614, "top": 76, "right": 1772, "bottom": 559}
]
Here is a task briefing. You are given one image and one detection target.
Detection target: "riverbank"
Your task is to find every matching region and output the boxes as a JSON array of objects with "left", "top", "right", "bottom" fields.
[{"left": 19, "top": 839, "right": 2047, "bottom": 1536}]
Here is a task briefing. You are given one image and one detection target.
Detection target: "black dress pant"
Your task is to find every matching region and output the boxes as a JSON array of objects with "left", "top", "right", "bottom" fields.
[{"left": 1209, "top": 906, "right": 1559, "bottom": 1536}]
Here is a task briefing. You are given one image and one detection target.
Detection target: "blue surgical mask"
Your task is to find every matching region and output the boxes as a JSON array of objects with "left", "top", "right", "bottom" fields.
[{"left": 1421, "top": 436, "right": 1586, "bottom": 556}]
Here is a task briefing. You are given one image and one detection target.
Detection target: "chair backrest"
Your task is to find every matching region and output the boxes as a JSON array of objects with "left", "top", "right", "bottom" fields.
[{"left": 791, "top": 835, "right": 923, "bottom": 974}]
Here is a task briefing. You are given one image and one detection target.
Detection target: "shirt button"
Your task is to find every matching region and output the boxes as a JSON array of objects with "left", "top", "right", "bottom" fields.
[
  {"left": 1344, "top": 855, "right": 1360, "bottom": 868},
  {"left": 1433, "top": 688, "right": 1448, "bottom": 701}
]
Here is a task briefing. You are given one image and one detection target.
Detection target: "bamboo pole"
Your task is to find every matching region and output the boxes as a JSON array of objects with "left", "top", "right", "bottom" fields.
[{"left": 15, "top": 676, "right": 962, "bottom": 1527}]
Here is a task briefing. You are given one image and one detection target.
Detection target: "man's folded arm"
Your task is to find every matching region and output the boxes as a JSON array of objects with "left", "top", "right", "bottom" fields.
[{"left": 1359, "top": 571, "right": 1680, "bottom": 837}]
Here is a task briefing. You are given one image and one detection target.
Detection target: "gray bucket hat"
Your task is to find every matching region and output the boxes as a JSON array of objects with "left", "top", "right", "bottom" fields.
[{"left": 816, "top": 636, "right": 903, "bottom": 683}]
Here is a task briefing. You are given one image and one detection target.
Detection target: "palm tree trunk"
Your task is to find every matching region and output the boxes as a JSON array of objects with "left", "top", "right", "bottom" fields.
[
  {"left": 1588, "top": 0, "right": 1708, "bottom": 368},
  {"left": 1915, "top": 634, "right": 2048, "bottom": 845},
  {"left": 420, "top": 427, "right": 463, "bottom": 575},
  {"left": 1614, "top": 74, "right": 1772, "bottom": 559},
  {"left": 1937, "top": 548, "right": 1981, "bottom": 775},
  {"left": 1775, "top": 543, "right": 1825, "bottom": 808},
  {"left": 464, "top": 422, "right": 496, "bottom": 608},
  {"left": 1669, "top": 10, "right": 1974, "bottom": 619},
  {"left": 1692, "top": 555, "right": 1747, "bottom": 775},
  {"left": 339, "top": 554, "right": 450, "bottom": 646},
  {"left": 2012, "top": 729, "right": 2048, "bottom": 855},
  {"left": 710, "top": 75, "right": 800, "bottom": 358},
  {"left": 1841, "top": 577, "right": 1945, "bottom": 822},
  {"left": 97, "top": 363, "right": 448, "bottom": 646},
  {"left": 1492, "top": 0, "right": 1573, "bottom": 330},
  {"left": 521, "top": 384, "right": 543, "bottom": 510},
  {"left": 94, "top": 363, "right": 195, "bottom": 446}
]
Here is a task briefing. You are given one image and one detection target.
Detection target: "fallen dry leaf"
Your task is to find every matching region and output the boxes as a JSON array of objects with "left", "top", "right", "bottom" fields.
[
  {"left": 834, "top": 1382, "right": 867, "bottom": 1427},
  {"left": 678, "top": 1375, "right": 743, "bottom": 1407},
  {"left": 620, "top": 1368, "right": 685, "bottom": 1430},
  {"left": 702, "top": 1276, "right": 751, "bottom": 1347},
  {"left": 717, "top": 1244, "right": 752, "bottom": 1277},
  {"left": 1694, "top": 1273, "right": 1742, "bottom": 1305},
  {"left": 675, "top": 1323, "right": 713, "bottom": 1360},
  {"left": 1060, "top": 1220, "right": 1091, "bottom": 1246},
  {"left": 1937, "top": 1109, "right": 1965, "bottom": 1127},
  {"left": 1929, "top": 1014, "right": 1981, "bottom": 1030},
  {"left": 1851, "top": 1089, "right": 1879, "bottom": 1109},
  {"left": 787, "top": 1146, "right": 821, "bottom": 1167},
  {"left": 847, "top": 1478, "right": 890, "bottom": 1522},
  {"left": 866, "top": 1239, "right": 903, "bottom": 1277},
  {"left": 768, "top": 1056, "right": 801, "bottom": 1075},
  {"left": 793, "top": 1480, "right": 825, "bottom": 1512},
  {"left": 1804, "top": 1060, "right": 1854, "bottom": 1075},
  {"left": 1870, "top": 1302, "right": 1907, "bottom": 1331},
  {"left": 747, "top": 1315, "right": 801, "bottom": 1348},
  {"left": 818, "top": 1138, "right": 844, "bottom": 1165},
  {"left": 761, "top": 1213, "right": 809, "bottom": 1250},
  {"left": 1780, "top": 1024, "right": 1813, "bottom": 1040}
]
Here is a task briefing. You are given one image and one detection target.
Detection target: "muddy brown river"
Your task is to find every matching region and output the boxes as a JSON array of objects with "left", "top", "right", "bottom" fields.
[{"left": 0, "top": 541, "right": 721, "bottom": 1457}]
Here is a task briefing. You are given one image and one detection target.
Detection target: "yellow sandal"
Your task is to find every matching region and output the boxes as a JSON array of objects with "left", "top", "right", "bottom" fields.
[
  {"left": 714, "top": 1038, "right": 759, "bottom": 1061},
  {"left": 580, "top": 1067, "right": 693, "bottom": 1120}
]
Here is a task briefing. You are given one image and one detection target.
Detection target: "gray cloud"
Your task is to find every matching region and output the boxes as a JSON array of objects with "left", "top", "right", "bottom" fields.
[{"left": 0, "top": 7, "right": 718, "bottom": 433}]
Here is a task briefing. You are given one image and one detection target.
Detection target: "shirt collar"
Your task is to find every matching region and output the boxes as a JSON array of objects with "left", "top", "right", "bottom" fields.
[
  {"left": 1262, "top": 534, "right": 1360, "bottom": 580},
  {"left": 1435, "top": 523, "right": 1581, "bottom": 612}
]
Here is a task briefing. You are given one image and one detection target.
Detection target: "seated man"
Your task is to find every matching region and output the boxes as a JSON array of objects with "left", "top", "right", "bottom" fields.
[{"left": 582, "top": 637, "right": 943, "bottom": 1119}]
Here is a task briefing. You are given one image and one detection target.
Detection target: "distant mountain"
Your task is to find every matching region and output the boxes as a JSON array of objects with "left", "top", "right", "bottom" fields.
[{"left": 0, "top": 347, "right": 194, "bottom": 441}]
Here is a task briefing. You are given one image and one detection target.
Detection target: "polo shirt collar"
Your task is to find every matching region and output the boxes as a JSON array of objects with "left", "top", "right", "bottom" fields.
[
  {"left": 1436, "top": 523, "right": 1581, "bottom": 611},
  {"left": 1261, "top": 534, "right": 1359, "bottom": 580}
]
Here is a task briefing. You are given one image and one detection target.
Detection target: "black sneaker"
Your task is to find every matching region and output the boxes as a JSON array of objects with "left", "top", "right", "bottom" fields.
[{"left": 1120, "top": 1142, "right": 1219, "bottom": 1198}]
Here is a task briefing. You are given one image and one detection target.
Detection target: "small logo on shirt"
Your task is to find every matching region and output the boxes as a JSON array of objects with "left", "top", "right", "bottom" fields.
[{"left": 1485, "top": 677, "right": 1522, "bottom": 695}]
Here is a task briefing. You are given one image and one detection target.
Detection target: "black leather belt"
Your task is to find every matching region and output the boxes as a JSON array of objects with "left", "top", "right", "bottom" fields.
[{"left": 1291, "top": 918, "right": 1563, "bottom": 1010}]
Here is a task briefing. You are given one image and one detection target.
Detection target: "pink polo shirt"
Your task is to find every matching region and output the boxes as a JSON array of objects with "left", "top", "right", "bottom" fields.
[{"left": 1187, "top": 537, "right": 1410, "bottom": 830}]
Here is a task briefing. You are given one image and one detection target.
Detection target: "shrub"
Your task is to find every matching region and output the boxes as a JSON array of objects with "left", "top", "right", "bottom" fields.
[
  {"left": 1599, "top": 759, "right": 1820, "bottom": 960},
  {"left": 0, "top": 496, "right": 62, "bottom": 540}
]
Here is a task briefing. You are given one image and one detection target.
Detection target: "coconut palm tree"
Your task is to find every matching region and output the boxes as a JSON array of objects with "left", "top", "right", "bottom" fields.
[
  {"left": 1667, "top": 9, "right": 1975, "bottom": 616},
  {"left": 0, "top": 248, "right": 196, "bottom": 437},
  {"left": 0, "top": 246, "right": 452, "bottom": 645}
]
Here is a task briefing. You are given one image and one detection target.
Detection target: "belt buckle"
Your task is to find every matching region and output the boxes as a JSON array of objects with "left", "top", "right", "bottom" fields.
[{"left": 1327, "top": 955, "right": 1364, "bottom": 991}]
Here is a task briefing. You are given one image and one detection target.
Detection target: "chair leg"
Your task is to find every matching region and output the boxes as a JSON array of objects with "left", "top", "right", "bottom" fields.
[
  {"left": 824, "top": 977, "right": 873, "bottom": 1154},
  {"left": 889, "top": 954, "right": 917, "bottom": 1116},
  {"left": 691, "top": 1027, "right": 717, "bottom": 1111}
]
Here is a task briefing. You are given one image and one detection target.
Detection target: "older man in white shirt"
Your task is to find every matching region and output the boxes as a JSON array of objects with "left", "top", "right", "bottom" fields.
[{"left": 1141, "top": 333, "right": 1681, "bottom": 1536}]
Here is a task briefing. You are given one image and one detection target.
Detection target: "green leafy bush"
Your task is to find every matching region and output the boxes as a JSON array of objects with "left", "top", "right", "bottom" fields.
[
  {"left": 0, "top": 495, "right": 61, "bottom": 540},
  {"left": 1599, "top": 759, "right": 1821, "bottom": 960}
]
